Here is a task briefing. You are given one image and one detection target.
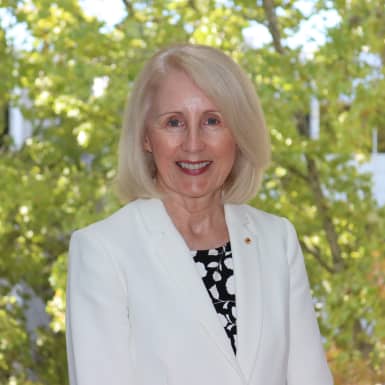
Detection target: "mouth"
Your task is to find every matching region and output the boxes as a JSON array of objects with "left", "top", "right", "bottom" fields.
[{"left": 176, "top": 160, "right": 212, "bottom": 175}]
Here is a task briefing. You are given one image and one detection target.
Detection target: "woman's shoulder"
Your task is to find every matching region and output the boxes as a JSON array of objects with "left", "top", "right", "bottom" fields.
[
  {"left": 227, "top": 203, "right": 288, "bottom": 225},
  {"left": 227, "top": 203, "right": 296, "bottom": 240},
  {"left": 72, "top": 198, "right": 151, "bottom": 240}
]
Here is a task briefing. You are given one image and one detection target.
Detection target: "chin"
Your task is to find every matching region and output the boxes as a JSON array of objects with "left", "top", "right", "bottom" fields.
[{"left": 177, "top": 187, "right": 220, "bottom": 200}]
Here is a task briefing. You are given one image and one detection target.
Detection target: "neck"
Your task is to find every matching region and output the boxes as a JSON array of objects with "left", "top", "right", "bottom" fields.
[
  {"left": 163, "top": 192, "right": 223, "bottom": 229},
  {"left": 161, "top": 192, "right": 229, "bottom": 249}
]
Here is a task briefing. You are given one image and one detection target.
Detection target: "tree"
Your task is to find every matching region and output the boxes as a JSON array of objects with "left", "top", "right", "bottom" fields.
[{"left": 0, "top": 0, "right": 384, "bottom": 383}]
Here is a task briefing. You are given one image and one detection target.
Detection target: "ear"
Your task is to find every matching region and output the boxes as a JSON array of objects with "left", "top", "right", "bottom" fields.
[{"left": 143, "top": 135, "right": 152, "bottom": 153}]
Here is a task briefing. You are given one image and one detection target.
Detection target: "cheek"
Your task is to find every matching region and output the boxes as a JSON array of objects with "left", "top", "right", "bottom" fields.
[
  {"left": 148, "top": 136, "right": 180, "bottom": 170},
  {"left": 221, "top": 142, "right": 238, "bottom": 176},
  {"left": 219, "top": 137, "right": 237, "bottom": 162},
  {"left": 152, "top": 134, "right": 181, "bottom": 152}
]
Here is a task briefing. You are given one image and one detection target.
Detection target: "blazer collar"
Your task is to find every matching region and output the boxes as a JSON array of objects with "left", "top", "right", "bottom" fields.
[
  {"left": 225, "top": 203, "right": 263, "bottom": 383},
  {"left": 135, "top": 198, "right": 263, "bottom": 383}
]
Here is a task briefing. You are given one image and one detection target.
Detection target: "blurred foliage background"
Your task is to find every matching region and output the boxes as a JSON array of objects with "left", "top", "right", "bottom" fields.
[{"left": 0, "top": 0, "right": 385, "bottom": 384}]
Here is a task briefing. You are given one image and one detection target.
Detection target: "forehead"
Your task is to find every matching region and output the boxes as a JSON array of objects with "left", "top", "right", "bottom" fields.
[{"left": 152, "top": 70, "right": 219, "bottom": 113}]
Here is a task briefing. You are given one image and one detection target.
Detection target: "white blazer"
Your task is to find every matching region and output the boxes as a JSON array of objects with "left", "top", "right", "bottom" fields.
[{"left": 66, "top": 198, "right": 333, "bottom": 385}]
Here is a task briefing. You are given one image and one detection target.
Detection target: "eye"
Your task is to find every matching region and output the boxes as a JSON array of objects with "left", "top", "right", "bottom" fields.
[
  {"left": 168, "top": 118, "right": 182, "bottom": 127},
  {"left": 203, "top": 113, "right": 223, "bottom": 127},
  {"left": 206, "top": 117, "right": 220, "bottom": 125},
  {"left": 165, "top": 117, "right": 185, "bottom": 129}
]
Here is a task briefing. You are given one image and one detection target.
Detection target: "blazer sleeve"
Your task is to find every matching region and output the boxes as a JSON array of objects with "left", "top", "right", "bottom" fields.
[
  {"left": 284, "top": 218, "right": 334, "bottom": 385},
  {"left": 66, "top": 229, "right": 134, "bottom": 385}
]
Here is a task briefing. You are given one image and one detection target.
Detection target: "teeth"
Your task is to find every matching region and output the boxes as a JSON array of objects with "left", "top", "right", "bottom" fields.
[{"left": 177, "top": 161, "right": 211, "bottom": 170}]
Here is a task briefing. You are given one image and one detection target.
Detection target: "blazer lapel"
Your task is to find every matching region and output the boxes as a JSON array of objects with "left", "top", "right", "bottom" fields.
[
  {"left": 225, "top": 204, "right": 263, "bottom": 384},
  {"left": 135, "top": 199, "right": 243, "bottom": 377}
]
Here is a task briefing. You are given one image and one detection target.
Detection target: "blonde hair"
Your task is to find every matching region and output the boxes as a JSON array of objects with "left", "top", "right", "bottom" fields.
[{"left": 116, "top": 44, "right": 270, "bottom": 204}]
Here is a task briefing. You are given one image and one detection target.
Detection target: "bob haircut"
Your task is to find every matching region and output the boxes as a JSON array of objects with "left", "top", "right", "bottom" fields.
[{"left": 116, "top": 43, "right": 271, "bottom": 204}]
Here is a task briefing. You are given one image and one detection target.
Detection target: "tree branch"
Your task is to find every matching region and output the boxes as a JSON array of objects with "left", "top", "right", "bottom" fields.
[
  {"left": 121, "top": 0, "right": 134, "bottom": 15},
  {"left": 187, "top": 0, "right": 199, "bottom": 12},
  {"left": 0, "top": 103, "right": 10, "bottom": 151},
  {"left": 262, "top": 1, "right": 344, "bottom": 273},
  {"left": 299, "top": 240, "right": 334, "bottom": 274},
  {"left": 262, "top": 0, "right": 285, "bottom": 54},
  {"left": 304, "top": 155, "right": 344, "bottom": 272},
  {"left": 277, "top": 161, "right": 308, "bottom": 182}
]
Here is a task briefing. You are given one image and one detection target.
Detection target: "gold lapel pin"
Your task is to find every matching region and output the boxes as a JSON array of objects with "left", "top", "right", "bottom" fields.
[{"left": 244, "top": 237, "right": 252, "bottom": 244}]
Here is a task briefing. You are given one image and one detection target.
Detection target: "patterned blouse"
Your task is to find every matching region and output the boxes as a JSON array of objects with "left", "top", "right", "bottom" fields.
[{"left": 190, "top": 241, "right": 237, "bottom": 355}]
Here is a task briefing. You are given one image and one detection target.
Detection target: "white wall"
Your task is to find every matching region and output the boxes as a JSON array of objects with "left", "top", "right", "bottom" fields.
[
  {"left": 360, "top": 153, "right": 385, "bottom": 206},
  {"left": 9, "top": 105, "right": 33, "bottom": 149}
]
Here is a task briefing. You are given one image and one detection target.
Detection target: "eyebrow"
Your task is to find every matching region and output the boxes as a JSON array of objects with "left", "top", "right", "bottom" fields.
[{"left": 155, "top": 110, "right": 222, "bottom": 119}]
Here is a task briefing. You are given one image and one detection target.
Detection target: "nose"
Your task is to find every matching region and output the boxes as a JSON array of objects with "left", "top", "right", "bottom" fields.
[{"left": 181, "top": 124, "right": 205, "bottom": 153}]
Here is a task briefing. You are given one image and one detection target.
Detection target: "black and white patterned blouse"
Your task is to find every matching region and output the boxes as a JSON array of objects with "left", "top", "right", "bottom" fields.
[{"left": 191, "top": 241, "right": 237, "bottom": 355}]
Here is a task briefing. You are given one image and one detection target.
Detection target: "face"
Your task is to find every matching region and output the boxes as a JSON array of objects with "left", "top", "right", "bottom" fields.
[{"left": 144, "top": 70, "right": 237, "bottom": 202}]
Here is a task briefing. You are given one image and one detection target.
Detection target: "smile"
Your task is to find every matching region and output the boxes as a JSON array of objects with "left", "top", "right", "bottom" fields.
[{"left": 176, "top": 161, "right": 212, "bottom": 170}]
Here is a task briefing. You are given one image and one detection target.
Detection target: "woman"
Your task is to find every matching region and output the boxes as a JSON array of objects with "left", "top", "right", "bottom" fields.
[{"left": 66, "top": 44, "right": 333, "bottom": 385}]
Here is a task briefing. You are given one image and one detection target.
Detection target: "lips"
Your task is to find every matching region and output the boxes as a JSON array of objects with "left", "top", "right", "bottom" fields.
[{"left": 176, "top": 161, "right": 212, "bottom": 175}]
